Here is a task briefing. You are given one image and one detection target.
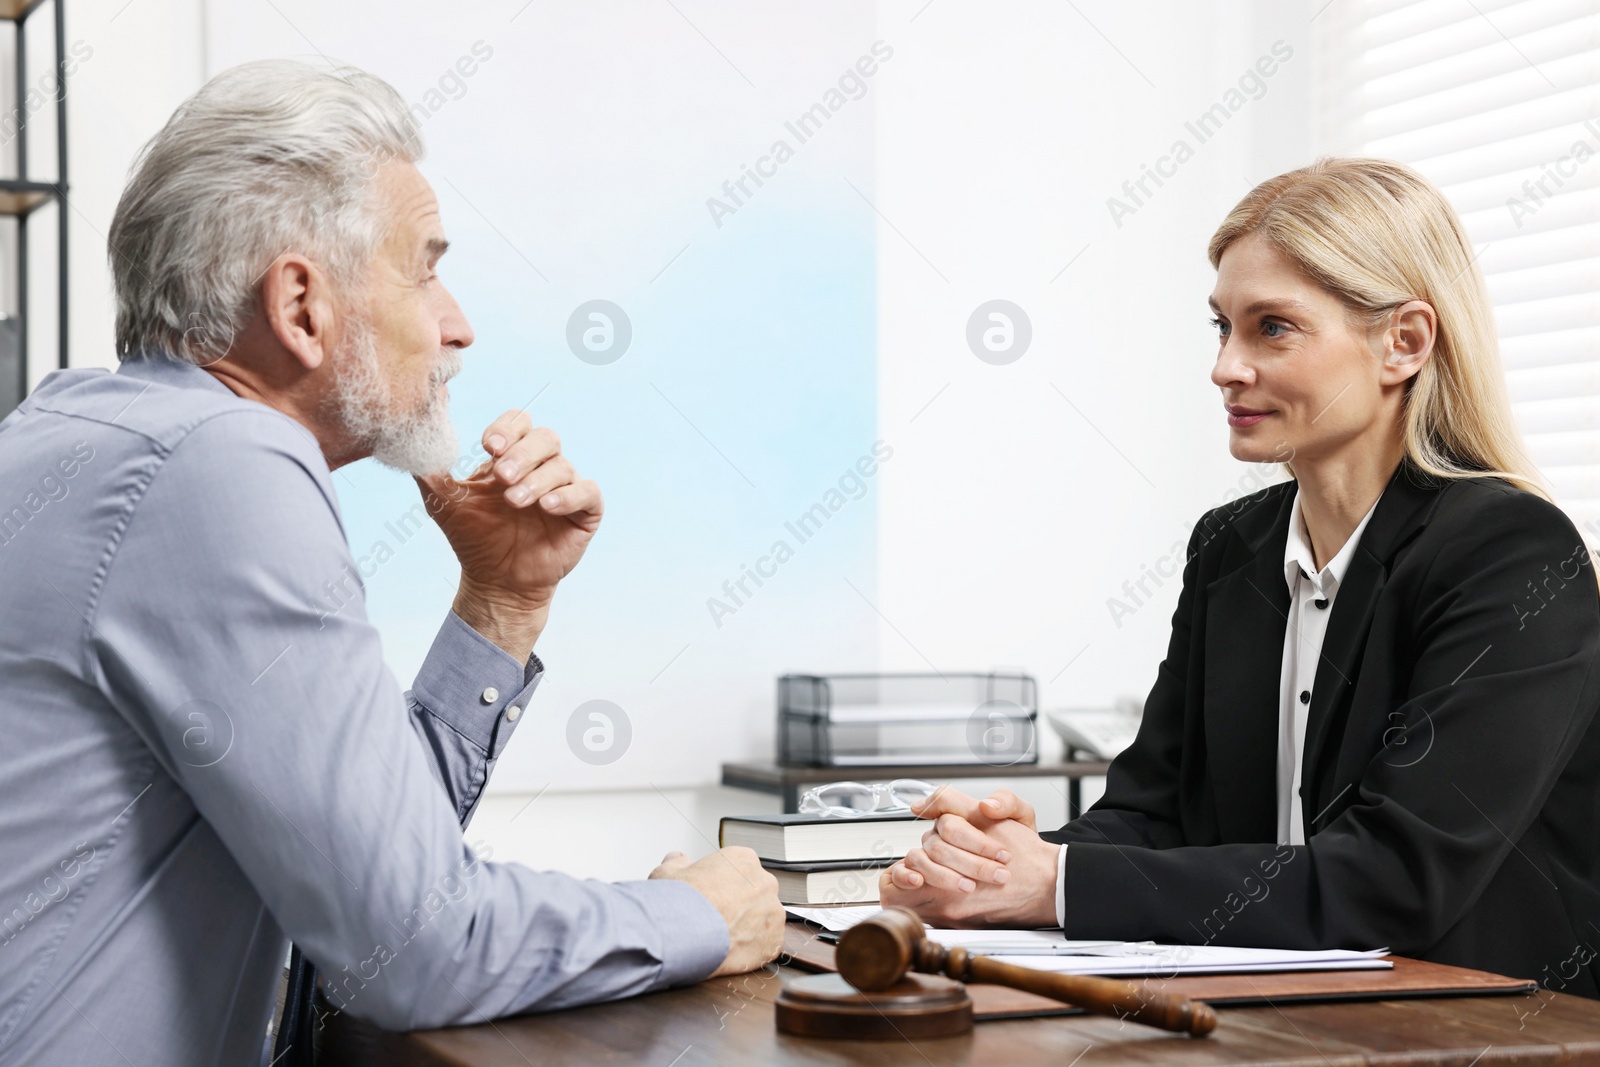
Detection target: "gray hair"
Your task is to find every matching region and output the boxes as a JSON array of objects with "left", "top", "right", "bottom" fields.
[{"left": 108, "top": 59, "right": 423, "bottom": 365}]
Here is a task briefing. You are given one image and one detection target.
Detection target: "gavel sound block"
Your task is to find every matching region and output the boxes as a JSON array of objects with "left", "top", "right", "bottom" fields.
[{"left": 775, "top": 907, "right": 1217, "bottom": 1040}]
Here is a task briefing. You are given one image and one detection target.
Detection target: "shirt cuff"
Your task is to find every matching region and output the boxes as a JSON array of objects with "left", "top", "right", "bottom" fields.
[
  {"left": 409, "top": 611, "right": 544, "bottom": 759},
  {"left": 614, "top": 878, "right": 731, "bottom": 987},
  {"left": 1054, "top": 844, "right": 1067, "bottom": 929}
]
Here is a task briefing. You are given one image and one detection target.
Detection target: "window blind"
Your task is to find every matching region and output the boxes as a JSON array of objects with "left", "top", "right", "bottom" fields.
[{"left": 1315, "top": 0, "right": 1600, "bottom": 534}]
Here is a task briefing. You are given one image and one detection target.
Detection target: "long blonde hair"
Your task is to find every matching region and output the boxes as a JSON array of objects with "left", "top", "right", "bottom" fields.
[{"left": 1208, "top": 157, "right": 1549, "bottom": 503}]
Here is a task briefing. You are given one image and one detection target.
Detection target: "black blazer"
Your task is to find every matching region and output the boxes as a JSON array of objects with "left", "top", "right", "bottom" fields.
[{"left": 1045, "top": 459, "right": 1600, "bottom": 997}]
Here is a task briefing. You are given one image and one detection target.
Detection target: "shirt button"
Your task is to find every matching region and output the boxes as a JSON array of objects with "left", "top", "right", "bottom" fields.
[
  {"left": 1299, "top": 690, "right": 1311, "bottom": 704},
  {"left": 1314, "top": 598, "right": 1329, "bottom": 609},
  {"left": 506, "top": 705, "right": 522, "bottom": 722},
  {"left": 481, "top": 687, "right": 499, "bottom": 704}
]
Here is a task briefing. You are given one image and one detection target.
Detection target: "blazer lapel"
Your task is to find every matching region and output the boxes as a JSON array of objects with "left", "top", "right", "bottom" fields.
[
  {"left": 1300, "top": 553, "right": 1385, "bottom": 833},
  {"left": 1202, "top": 488, "right": 1294, "bottom": 843},
  {"left": 1301, "top": 460, "right": 1447, "bottom": 834}
]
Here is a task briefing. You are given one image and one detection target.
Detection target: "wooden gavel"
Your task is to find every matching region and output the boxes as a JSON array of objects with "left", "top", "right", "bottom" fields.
[{"left": 835, "top": 907, "right": 1217, "bottom": 1036}]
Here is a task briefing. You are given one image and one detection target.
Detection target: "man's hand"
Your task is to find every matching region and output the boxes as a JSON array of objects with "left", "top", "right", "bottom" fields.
[
  {"left": 879, "top": 787, "right": 1059, "bottom": 928},
  {"left": 650, "top": 847, "right": 785, "bottom": 978},
  {"left": 416, "top": 410, "right": 602, "bottom": 661}
]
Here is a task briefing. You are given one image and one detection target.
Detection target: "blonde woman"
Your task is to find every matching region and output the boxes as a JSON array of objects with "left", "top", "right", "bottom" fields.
[{"left": 881, "top": 158, "right": 1600, "bottom": 998}]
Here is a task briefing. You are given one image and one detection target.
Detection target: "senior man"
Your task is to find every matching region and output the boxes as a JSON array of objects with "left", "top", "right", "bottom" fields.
[{"left": 0, "top": 59, "right": 781, "bottom": 1066}]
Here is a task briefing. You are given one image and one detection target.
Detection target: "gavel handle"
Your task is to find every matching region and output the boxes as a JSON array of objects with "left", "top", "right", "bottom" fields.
[{"left": 947, "top": 949, "right": 1217, "bottom": 1036}]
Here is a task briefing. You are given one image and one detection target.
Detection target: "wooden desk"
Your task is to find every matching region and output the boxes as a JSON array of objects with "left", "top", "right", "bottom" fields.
[
  {"left": 720, "top": 758, "right": 1112, "bottom": 816},
  {"left": 322, "top": 959, "right": 1600, "bottom": 1066}
]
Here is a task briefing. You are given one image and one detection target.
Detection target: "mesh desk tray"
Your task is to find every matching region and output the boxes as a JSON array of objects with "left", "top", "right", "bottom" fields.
[{"left": 777, "top": 672, "right": 1038, "bottom": 767}]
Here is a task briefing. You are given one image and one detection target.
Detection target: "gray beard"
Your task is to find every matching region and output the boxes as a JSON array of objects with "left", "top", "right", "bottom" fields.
[{"left": 332, "top": 318, "right": 461, "bottom": 475}]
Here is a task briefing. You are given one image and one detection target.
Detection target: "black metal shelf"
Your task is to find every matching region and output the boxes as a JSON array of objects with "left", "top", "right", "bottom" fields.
[
  {"left": 0, "top": 0, "right": 67, "bottom": 418},
  {"left": 0, "top": 178, "right": 58, "bottom": 216},
  {"left": 0, "top": 0, "right": 47, "bottom": 21}
]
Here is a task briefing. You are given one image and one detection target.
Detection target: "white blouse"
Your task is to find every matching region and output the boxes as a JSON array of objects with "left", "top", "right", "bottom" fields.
[{"left": 1277, "top": 487, "right": 1383, "bottom": 845}]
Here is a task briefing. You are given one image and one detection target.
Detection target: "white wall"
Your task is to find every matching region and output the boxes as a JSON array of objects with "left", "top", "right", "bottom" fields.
[
  {"left": 50, "top": 0, "right": 205, "bottom": 377},
  {"left": 199, "top": 0, "right": 887, "bottom": 794},
  {"left": 872, "top": 0, "right": 1310, "bottom": 727},
  {"left": 42, "top": 1, "right": 1319, "bottom": 879},
  {"left": 483, "top": 0, "right": 1321, "bottom": 876}
]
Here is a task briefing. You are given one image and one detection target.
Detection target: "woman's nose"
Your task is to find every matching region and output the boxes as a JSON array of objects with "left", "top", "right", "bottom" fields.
[{"left": 1211, "top": 340, "right": 1253, "bottom": 389}]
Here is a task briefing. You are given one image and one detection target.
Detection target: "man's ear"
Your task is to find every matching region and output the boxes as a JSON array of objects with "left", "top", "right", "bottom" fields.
[
  {"left": 1377, "top": 299, "right": 1437, "bottom": 385},
  {"left": 259, "top": 253, "right": 337, "bottom": 372}
]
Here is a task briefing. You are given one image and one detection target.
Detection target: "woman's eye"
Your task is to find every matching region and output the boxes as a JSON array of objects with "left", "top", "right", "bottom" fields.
[
  {"left": 1209, "top": 316, "right": 1229, "bottom": 337},
  {"left": 1262, "top": 320, "right": 1287, "bottom": 337}
]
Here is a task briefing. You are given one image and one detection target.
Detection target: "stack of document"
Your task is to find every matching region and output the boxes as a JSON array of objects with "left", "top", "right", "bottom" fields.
[{"left": 785, "top": 907, "right": 1391, "bottom": 976}]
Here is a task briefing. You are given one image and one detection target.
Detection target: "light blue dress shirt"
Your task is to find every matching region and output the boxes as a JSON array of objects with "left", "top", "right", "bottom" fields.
[{"left": 0, "top": 352, "right": 727, "bottom": 1067}]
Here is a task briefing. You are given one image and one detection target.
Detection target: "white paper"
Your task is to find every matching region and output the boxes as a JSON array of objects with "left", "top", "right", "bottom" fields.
[
  {"left": 787, "top": 905, "right": 1393, "bottom": 975},
  {"left": 786, "top": 905, "right": 885, "bottom": 932},
  {"left": 925, "top": 929, "right": 1126, "bottom": 955},
  {"left": 826, "top": 702, "right": 993, "bottom": 723},
  {"left": 987, "top": 943, "right": 1392, "bottom": 977},
  {"left": 991, "top": 955, "right": 1392, "bottom": 976}
]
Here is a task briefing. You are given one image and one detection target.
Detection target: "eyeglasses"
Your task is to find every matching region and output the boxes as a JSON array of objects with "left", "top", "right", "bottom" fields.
[{"left": 797, "top": 778, "right": 940, "bottom": 817}]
